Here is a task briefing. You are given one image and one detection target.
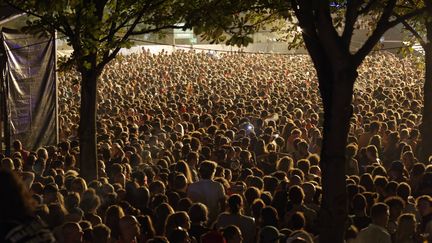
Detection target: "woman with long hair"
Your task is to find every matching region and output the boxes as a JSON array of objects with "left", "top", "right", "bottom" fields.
[
  {"left": 369, "top": 135, "right": 383, "bottom": 159},
  {"left": 176, "top": 161, "right": 194, "bottom": 184},
  {"left": 138, "top": 215, "right": 156, "bottom": 243},
  {"left": 394, "top": 213, "right": 417, "bottom": 243},
  {"left": 154, "top": 203, "right": 175, "bottom": 236},
  {"left": 104, "top": 204, "right": 125, "bottom": 241}
]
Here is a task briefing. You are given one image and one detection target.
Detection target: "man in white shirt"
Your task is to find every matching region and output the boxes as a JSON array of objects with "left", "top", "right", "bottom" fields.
[
  {"left": 187, "top": 160, "right": 226, "bottom": 223},
  {"left": 356, "top": 202, "right": 391, "bottom": 243}
]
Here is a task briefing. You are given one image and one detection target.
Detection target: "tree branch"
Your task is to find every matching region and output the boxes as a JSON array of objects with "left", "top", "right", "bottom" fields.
[
  {"left": 354, "top": 6, "right": 424, "bottom": 66},
  {"left": 353, "top": 0, "right": 397, "bottom": 67},
  {"left": 315, "top": 0, "right": 350, "bottom": 62},
  {"left": 4, "top": 0, "right": 68, "bottom": 36},
  {"left": 96, "top": 2, "right": 152, "bottom": 70},
  {"left": 342, "top": 0, "right": 363, "bottom": 47},
  {"left": 130, "top": 24, "right": 185, "bottom": 35},
  {"left": 358, "top": 0, "right": 379, "bottom": 15},
  {"left": 398, "top": 17, "right": 427, "bottom": 47},
  {"left": 100, "top": 0, "right": 154, "bottom": 43},
  {"left": 387, "top": 7, "right": 425, "bottom": 28},
  {"left": 291, "top": 0, "right": 324, "bottom": 69},
  {"left": 104, "top": 0, "right": 121, "bottom": 43}
]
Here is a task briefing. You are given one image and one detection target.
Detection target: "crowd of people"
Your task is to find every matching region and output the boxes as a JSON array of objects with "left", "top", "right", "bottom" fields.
[{"left": 1, "top": 48, "right": 431, "bottom": 243}]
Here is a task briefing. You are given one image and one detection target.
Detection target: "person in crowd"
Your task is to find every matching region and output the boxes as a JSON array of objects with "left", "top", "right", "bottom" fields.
[
  {"left": 356, "top": 203, "right": 391, "bottom": 243},
  {"left": 164, "top": 211, "right": 191, "bottom": 238},
  {"left": 187, "top": 160, "right": 226, "bottom": 223},
  {"left": 216, "top": 194, "right": 256, "bottom": 243},
  {"left": 394, "top": 213, "right": 417, "bottom": 243},
  {"left": 416, "top": 195, "right": 432, "bottom": 242},
  {"left": 350, "top": 193, "right": 371, "bottom": 230},
  {"left": 258, "top": 226, "right": 284, "bottom": 243},
  {"left": 188, "top": 203, "right": 211, "bottom": 240},
  {"left": 118, "top": 215, "right": 141, "bottom": 243},
  {"left": 1, "top": 49, "right": 429, "bottom": 243},
  {"left": 222, "top": 225, "right": 243, "bottom": 243},
  {"left": 62, "top": 222, "right": 84, "bottom": 243},
  {"left": 0, "top": 169, "right": 56, "bottom": 242},
  {"left": 92, "top": 224, "right": 111, "bottom": 243}
]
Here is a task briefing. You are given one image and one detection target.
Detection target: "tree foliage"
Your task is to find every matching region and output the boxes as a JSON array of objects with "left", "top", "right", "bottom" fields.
[{"left": 6, "top": 0, "right": 193, "bottom": 73}]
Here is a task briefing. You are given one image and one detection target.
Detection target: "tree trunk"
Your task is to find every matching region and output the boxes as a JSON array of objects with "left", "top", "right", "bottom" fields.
[
  {"left": 318, "top": 66, "right": 357, "bottom": 243},
  {"left": 79, "top": 70, "right": 98, "bottom": 182},
  {"left": 420, "top": 16, "right": 432, "bottom": 163}
]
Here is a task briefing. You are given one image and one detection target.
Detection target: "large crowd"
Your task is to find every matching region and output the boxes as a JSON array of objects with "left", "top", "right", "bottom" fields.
[{"left": 1, "top": 48, "right": 431, "bottom": 243}]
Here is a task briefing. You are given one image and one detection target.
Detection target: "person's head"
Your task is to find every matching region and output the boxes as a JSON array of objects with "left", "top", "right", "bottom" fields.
[
  {"left": 92, "top": 224, "right": 111, "bottom": 243},
  {"left": 46, "top": 203, "right": 67, "bottom": 229},
  {"left": 134, "top": 186, "right": 150, "bottom": 209},
  {"left": 199, "top": 160, "right": 217, "bottom": 179},
  {"left": 174, "top": 174, "right": 188, "bottom": 191},
  {"left": 396, "top": 182, "right": 411, "bottom": 201},
  {"left": 1, "top": 158, "right": 14, "bottom": 171},
  {"left": 119, "top": 215, "right": 141, "bottom": 242},
  {"left": 369, "top": 121, "right": 381, "bottom": 134},
  {"left": 396, "top": 214, "right": 416, "bottom": 240},
  {"left": 227, "top": 194, "right": 243, "bottom": 214},
  {"left": 0, "top": 169, "right": 35, "bottom": 221},
  {"left": 12, "top": 140, "right": 23, "bottom": 151},
  {"left": 33, "top": 158, "right": 46, "bottom": 176},
  {"left": 296, "top": 141, "right": 309, "bottom": 155},
  {"left": 223, "top": 225, "right": 243, "bottom": 243},
  {"left": 402, "top": 151, "right": 415, "bottom": 170},
  {"left": 259, "top": 226, "right": 284, "bottom": 243},
  {"left": 176, "top": 161, "right": 193, "bottom": 183},
  {"left": 62, "top": 222, "right": 84, "bottom": 243},
  {"left": 352, "top": 193, "right": 367, "bottom": 213},
  {"left": 288, "top": 185, "right": 305, "bottom": 205},
  {"left": 244, "top": 186, "right": 261, "bottom": 206},
  {"left": 36, "top": 147, "right": 49, "bottom": 161},
  {"left": 188, "top": 203, "right": 208, "bottom": 224},
  {"left": 260, "top": 206, "right": 279, "bottom": 228},
  {"left": 296, "top": 159, "right": 310, "bottom": 176},
  {"left": 80, "top": 188, "right": 101, "bottom": 214},
  {"left": 370, "top": 202, "right": 390, "bottom": 227},
  {"left": 71, "top": 177, "right": 88, "bottom": 195},
  {"left": 149, "top": 180, "right": 166, "bottom": 196},
  {"left": 416, "top": 195, "right": 432, "bottom": 217},
  {"left": 366, "top": 145, "right": 379, "bottom": 160},
  {"left": 64, "top": 192, "right": 80, "bottom": 212},
  {"left": 346, "top": 143, "right": 358, "bottom": 158},
  {"left": 290, "top": 211, "right": 306, "bottom": 231},
  {"left": 168, "top": 227, "right": 191, "bottom": 243},
  {"left": 43, "top": 183, "right": 59, "bottom": 204},
  {"left": 384, "top": 196, "right": 405, "bottom": 221},
  {"left": 104, "top": 205, "right": 125, "bottom": 240},
  {"left": 165, "top": 211, "right": 191, "bottom": 236}
]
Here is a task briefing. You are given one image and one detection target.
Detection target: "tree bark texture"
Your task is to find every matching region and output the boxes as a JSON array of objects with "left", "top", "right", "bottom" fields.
[
  {"left": 79, "top": 70, "right": 98, "bottom": 182},
  {"left": 420, "top": 11, "right": 432, "bottom": 163},
  {"left": 317, "top": 65, "right": 357, "bottom": 243}
]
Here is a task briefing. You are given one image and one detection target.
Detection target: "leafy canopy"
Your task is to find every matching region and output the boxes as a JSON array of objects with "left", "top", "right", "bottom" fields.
[{"left": 6, "top": 0, "right": 193, "bottom": 72}]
